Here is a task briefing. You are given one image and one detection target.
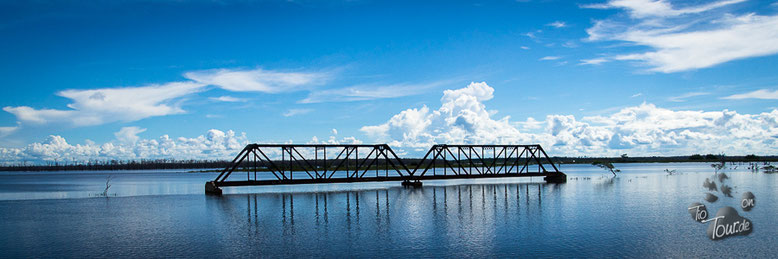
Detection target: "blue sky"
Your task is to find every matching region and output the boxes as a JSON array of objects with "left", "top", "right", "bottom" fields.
[{"left": 2, "top": 0, "right": 778, "bottom": 163}]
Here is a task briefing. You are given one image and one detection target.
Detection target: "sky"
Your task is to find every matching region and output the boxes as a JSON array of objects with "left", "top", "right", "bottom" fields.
[{"left": 1, "top": 0, "right": 778, "bottom": 164}]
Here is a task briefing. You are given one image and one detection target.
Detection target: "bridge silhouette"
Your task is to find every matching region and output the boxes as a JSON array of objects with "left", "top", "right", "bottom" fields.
[{"left": 206, "top": 144, "right": 566, "bottom": 194}]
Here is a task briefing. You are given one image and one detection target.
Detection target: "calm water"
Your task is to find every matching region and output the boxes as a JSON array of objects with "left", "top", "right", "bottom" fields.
[{"left": 0, "top": 163, "right": 776, "bottom": 257}]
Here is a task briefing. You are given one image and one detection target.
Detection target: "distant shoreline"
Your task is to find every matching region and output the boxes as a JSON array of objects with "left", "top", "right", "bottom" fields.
[{"left": 1, "top": 155, "right": 776, "bottom": 172}]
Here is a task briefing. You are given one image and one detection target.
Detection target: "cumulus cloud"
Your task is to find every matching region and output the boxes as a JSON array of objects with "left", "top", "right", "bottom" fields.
[
  {"left": 0, "top": 128, "right": 368, "bottom": 164},
  {"left": 184, "top": 68, "right": 330, "bottom": 93},
  {"left": 3, "top": 82, "right": 205, "bottom": 127},
  {"left": 361, "top": 82, "right": 778, "bottom": 156},
  {"left": 114, "top": 126, "right": 146, "bottom": 144},
  {"left": 0, "top": 129, "right": 249, "bottom": 164},
  {"left": 517, "top": 117, "right": 543, "bottom": 130},
  {"left": 539, "top": 56, "right": 562, "bottom": 61},
  {"left": 722, "top": 89, "right": 778, "bottom": 100},
  {"left": 361, "top": 82, "right": 532, "bottom": 149},
  {"left": 306, "top": 135, "right": 362, "bottom": 145},
  {"left": 584, "top": 0, "right": 778, "bottom": 72}
]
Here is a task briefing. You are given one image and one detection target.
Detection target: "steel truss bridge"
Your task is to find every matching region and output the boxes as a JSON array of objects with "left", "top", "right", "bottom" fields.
[{"left": 206, "top": 144, "right": 566, "bottom": 194}]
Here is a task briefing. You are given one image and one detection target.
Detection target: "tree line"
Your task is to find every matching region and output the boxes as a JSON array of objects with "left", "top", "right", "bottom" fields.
[{"left": 0, "top": 154, "right": 775, "bottom": 172}]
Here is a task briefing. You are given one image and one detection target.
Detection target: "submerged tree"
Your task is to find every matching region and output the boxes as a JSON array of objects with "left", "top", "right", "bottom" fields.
[
  {"left": 592, "top": 161, "right": 620, "bottom": 176},
  {"left": 711, "top": 161, "right": 725, "bottom": 173},
  {"left": 101, "top": 175, "right": 113, "bottom": 197}
]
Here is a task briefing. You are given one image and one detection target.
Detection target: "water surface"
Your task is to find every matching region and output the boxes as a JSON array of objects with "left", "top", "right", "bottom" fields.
[{"left": 0, "top": 163, "right": 775, "bottom": 257}]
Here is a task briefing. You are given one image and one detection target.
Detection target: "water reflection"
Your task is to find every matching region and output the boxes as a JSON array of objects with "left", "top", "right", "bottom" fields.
[
  {"left": 4, "top": 163, "right": 777, "bottom": 257},
  {"left": 210, "top": 182, "right": 553, "bottom": 242}
]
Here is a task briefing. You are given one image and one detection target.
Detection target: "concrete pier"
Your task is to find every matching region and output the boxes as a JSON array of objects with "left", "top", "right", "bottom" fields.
[
  {"left": 401, "top": 180, "right": 423, "bottom": 187},
  {"left": 205, "top": 181, "right": 223, "bottom": 195},
  {"left": 544, "top": 172, "right": 567, "bottom": 183}
]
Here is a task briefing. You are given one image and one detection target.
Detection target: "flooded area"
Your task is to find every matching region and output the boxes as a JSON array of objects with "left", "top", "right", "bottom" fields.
[{"left": 1, "top": 163, "right": 776, "bottom": 257}]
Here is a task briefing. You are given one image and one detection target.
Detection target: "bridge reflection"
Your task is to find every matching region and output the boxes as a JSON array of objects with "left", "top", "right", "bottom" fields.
[{"left": 207, "top": 182, "right": 562, "bottom": 237}]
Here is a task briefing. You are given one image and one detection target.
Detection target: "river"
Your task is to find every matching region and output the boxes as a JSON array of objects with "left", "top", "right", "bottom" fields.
[{"left": 0, "top": 163, "right": 775, "bottom": 257}]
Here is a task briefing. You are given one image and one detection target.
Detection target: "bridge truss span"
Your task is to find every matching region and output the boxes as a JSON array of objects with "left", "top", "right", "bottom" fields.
[
  {"left": 206, "top": 144, "right": 566, "bottom": 194},
  {"left": 411, "top": 144, "right": 561, "bottom": 177}
]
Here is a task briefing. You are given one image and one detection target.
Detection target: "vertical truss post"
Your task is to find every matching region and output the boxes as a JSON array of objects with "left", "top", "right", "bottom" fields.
[{"left": 443, "top": 147, "right": 447, "bottom": 176}]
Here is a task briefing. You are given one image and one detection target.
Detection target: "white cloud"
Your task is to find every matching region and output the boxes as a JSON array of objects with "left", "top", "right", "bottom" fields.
[
  {"left": 361, "top": 82, "right": 531, "bottom": 149},
  {"left": 583, "top": 0, "right": 745, "bottom": 18},
  {"left": 539, "top": 56, "right": 561, "bottom": 61},
  {"left": 0, "top": 128, "right": 367, "bottom": 164},
  {"left": 4, "top": 82, "right": 778, "bottom": 162},
  {"left": 331, "top": 128, "right": 338, "bottom": 135},
  {"left": 548, "top": 21, "right": 567, "bottom": 28},
  {"left": 184, "top": 68, "right": 330, "bottom": 93},
  {"left": 562, "top": 41, "right": 579, "bottom": 48},
  {"left": 631, "top": 93, "right": 643, "bottom": 98},
  {"left": 722, "top": 89, "right": 778, "bottom": 100},
  {"left": 580, "top": 57, "right": 609, "bottom": 65},
  {"left": 306, "top": 135, "right": 362, "bottom": 145},
  {"left": 282, "top": 108, "right": 313, "bottom": 117},
  {"left": 0, "top": 126, "right": 18, "bottom": 138},
  {"left": 517, "top": 117, "right": 543, "bottom": 130},
  {"left": 613, "top": 14, "right": 778, "bottom": 72},
  {"left": 585, "top": 20, "right": 618, "bottom": 42},
  {"left": 668, "top": 91, "right": 709, "bottom": 102},
  {"left": 1, "top": 67, "right": 336, "bottom": 129},
  {"left": 361, "top": 82, "right": 778, "bottom": 156},
  {"left": 520, "top": 46, "right": 530, "bottom": 50},
  {"left": 114, "top": 126, "right": 146, "bottom": 144},
  {"left": 209, "top": 96, "right": 247, "bottom": 102},
  {"left": 0, "top": 129, "right": 250, "bottom": 164},
  {"left": 3, "top": 82, "right": 205, "bottom": 127},
  {"left": 300, "top": 81, "right": 447, "bottom": 103},
  {"left": 584, "top": 0, "right": 778, "bottom": 73}
]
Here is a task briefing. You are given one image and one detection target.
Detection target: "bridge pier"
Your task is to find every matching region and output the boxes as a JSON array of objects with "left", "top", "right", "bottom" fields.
[
  {"left": 401, "top": 179, "right": 423, "bottom": 187},
  {"left": 544, "top": 172, "right": 567, "bottom": 183},
  {"left": 205, "top": 181, "right": 223, "bottom": 195}
]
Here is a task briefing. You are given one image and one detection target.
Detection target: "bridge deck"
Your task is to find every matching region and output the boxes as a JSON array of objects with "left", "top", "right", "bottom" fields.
[{"left": 215, "top": 172, "right": 555, "bottom": 187}]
